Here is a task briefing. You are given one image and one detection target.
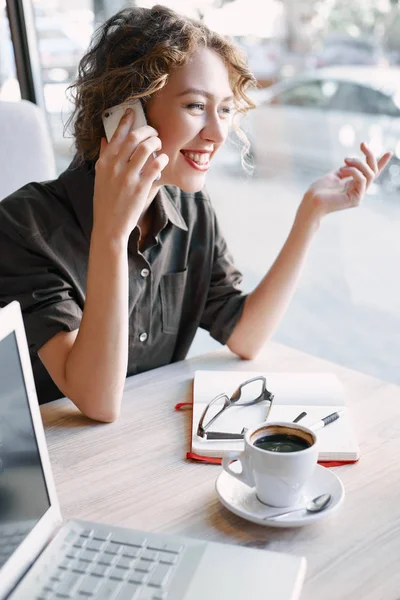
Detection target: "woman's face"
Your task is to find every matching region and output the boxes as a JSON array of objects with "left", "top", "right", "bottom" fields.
[{"left": 145, "top": 47, "right": 234, "bottom": 193}]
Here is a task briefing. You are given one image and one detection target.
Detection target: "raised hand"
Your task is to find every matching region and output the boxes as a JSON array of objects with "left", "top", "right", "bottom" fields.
[
  {"left": 299, "top": 143, "right": 393, "bottom": 220},
  {"left": 93, "top": 108, "right": 169, "bottom": 244}
]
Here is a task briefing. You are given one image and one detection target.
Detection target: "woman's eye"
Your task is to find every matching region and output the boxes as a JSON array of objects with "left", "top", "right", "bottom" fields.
[
  {"left": 220, "top": 107, "right": 234, "bottom": 116},
  {"left": 186, "top": 103, "right": 205, "bottom": 111},
  {"left": 184, "top": 103, "right": 234, "bottom": 117}
]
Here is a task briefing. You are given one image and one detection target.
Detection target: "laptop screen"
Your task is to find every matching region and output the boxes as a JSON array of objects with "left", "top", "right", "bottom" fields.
[{"left": 0, "top": 331, "right": 50, "bottom": 568}]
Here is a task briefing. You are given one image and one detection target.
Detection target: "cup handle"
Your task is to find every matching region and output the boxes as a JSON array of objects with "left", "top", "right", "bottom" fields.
[{"left": 222, "top": 451, "right": 255, "bottom": 488}]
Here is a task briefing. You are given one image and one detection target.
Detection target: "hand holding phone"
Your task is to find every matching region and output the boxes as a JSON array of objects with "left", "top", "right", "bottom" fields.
[
  {"left": 102, "top": 100, "right": 148, "bottom": 143},
  {"left": 102, "top": 100, "right": 159, "bottom": 173},
  {"left": 94, "top": 100, "right": 168, "bottom": 242}
]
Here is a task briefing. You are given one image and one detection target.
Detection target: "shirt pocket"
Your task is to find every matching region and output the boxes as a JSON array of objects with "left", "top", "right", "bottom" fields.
[{"left": 159, "top": 269, "right": 188, "bottom": 334}]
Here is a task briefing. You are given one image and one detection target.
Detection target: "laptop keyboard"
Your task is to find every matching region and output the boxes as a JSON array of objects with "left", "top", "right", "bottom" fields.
[
  {"left": 0, "top": 522, "right": 35, "bottom": 569},
  {"left": 36, "top": 526, "right": 185, "bottom": 600}
]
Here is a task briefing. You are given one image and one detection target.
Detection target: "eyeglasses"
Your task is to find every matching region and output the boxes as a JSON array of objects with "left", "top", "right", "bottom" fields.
[{"left": 197, "top": 376, "right": 274, "bottom": 440}]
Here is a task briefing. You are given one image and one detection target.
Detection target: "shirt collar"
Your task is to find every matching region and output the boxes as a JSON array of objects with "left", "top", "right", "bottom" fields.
[
  {"left": 156, "top": 186, "right": 188, "bottom": 232},
  {"left": 58, "top": 157, "right": 188, "bottom": 243}
]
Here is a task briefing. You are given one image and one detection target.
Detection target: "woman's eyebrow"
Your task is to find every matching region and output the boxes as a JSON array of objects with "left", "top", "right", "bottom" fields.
[{"left": 177, "top": 87, "right": 234, "bottom": 102}]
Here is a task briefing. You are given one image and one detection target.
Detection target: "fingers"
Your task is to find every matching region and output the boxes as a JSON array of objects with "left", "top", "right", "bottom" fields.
[
  {"left": 124, "top": 135, "right": 162, "bottom": 173},
  {"left": 340, "top": 143, "right": 394, "bottom": 188},
  {"left": 103, "top": 108, "right": 163, "bottom": 177},
  {"left": 377, "top": 151, "right": 393, "bottom": 173},
  {"left": 105, "top": 108, "right": 159, "bottom": 157},
  {"left": 131, "top": 154, "right": 169, "bottom": 200},
  {"left": 343, "top": 156, "right": 375, "bottom": 186},
  {"left": 106, "top": 108, "right": 136, "bottom": 150},
  {"left": 361, "top": 141, "right": 393, "bottom": 175},
  {"left": 360, "top": 141, "right": 378, "bottom": 173},
  {"left": 99, "top": 137, "right": 107, "bottom": 156},
  {"left": 118, "top": 127, "right": 161, "bottom": 165},
  {"left": 97, "top": 109, "right": 166, "bottom": 191},
  {"left": 337, "top": 166, "right": 366, "bottom": 200},
  {"left": 141, "top": 152, "right": 169, "bottom": 182}
]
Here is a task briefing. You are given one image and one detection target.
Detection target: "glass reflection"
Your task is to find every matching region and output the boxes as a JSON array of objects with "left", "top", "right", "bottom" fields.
[{"left": 0, "top": 332, "right": 50, "bottom": 568}]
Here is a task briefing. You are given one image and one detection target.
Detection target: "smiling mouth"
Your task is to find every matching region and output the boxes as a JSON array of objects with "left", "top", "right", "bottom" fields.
[{"left": 181, "top": 150, "right": 211, "bottom": 168}]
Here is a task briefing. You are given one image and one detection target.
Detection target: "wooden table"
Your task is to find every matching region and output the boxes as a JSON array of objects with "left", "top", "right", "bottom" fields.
[{"left": 41, "top": 342, "right": 400, "bottom": 600}]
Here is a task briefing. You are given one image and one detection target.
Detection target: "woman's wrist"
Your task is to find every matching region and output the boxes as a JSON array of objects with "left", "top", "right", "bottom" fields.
[
  {"left": 295, "top": 192, "right": 324, "bottom": 233},
  {"left": 90, "top": 224, "right": 130, "bottom": 255}
]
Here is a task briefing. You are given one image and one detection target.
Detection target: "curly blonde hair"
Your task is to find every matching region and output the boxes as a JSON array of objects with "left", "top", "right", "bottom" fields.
[{"left": 67, "top": 4, "right": 256, "bottom": 162}]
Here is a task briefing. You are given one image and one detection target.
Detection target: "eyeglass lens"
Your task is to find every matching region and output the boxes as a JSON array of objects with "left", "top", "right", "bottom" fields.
[
  {"left": 235, "top": 379, "right": 265, "bottom": 404},
  {"left": 203, "top": 394, "right": 228, "bottom": 427}
]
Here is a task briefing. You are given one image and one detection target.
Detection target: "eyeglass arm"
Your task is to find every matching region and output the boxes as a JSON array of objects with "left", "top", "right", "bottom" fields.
[
  {"left": 197, "top": 393, "right": 230, "bottom": 436},
  {"left": 200, "top": 431, "right": 244, "bottom": 440}
]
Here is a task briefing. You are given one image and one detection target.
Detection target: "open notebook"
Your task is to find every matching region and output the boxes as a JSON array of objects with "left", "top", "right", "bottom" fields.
[{"left": 189, "top": 370, "right": 360, "bottom": 465}]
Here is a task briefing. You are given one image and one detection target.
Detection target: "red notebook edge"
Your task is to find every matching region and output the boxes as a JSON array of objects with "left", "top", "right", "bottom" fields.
[{"left": 186, "top": 451, "right": 359, "bottom": 468}]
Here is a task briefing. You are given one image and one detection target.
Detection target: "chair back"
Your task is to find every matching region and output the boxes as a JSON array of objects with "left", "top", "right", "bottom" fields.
[{"left": 0, "top": 100, "right": 56, "bottom": 200}]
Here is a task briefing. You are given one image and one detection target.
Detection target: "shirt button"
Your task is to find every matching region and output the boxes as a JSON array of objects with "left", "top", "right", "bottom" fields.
[
  {"left": 139, "top": 332, "right": 148, "bottom": 343},
  {"left": 140, "top": 268, "right": 150, "bottom": 278}
]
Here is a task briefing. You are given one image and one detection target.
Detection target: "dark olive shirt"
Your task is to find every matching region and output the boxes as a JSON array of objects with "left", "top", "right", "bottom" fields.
[{"left": 0, "top": 158, "right": 246, "bottom": 404}]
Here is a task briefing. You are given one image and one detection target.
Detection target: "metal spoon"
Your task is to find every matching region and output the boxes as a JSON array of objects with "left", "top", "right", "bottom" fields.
[{"left": 264, "top": 493, "right": 332, "bottom": 520}]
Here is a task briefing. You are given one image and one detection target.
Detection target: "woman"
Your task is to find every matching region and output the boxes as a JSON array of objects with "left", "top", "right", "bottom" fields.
[{"left": 0, "top": 5, "right": 392, "bottom": 421}]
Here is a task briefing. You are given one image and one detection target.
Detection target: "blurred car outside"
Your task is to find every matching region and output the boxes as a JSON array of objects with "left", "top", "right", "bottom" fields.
[
  {"left": 388, "top": 49, "right": 400, "bottom": 66},
  {"left": 240, "top": 66, "right": 400, "bottom": 191},
  {"left": 313, "top": 34, "right": 388, "bottom": 68}
]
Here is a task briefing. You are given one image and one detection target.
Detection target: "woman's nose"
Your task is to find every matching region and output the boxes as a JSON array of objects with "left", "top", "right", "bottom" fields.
[{"left": 200, "top": 114, "right": 227, "bottom": 144}]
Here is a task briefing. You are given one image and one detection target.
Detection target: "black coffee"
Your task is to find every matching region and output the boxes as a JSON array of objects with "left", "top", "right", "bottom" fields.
[{"left": 253, "top": 433, "right": 311, "bottom": 453}]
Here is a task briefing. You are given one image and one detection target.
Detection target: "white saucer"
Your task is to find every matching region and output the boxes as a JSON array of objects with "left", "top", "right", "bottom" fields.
[{"left": 215, "top": 464, "right": 345, "bottom": 528}]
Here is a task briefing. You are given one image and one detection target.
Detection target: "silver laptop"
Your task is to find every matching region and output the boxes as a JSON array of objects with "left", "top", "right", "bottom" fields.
[{"left": 0, "top": 301, "right": 306, "bottom": 600}]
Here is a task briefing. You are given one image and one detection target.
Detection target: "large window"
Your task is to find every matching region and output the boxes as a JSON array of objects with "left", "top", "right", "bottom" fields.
[
  {"left": 9, "top": 0, "right": 400, "bottom": 385},
  {"left": 0, "top": 1, "right": 21, "bottom": 100}
]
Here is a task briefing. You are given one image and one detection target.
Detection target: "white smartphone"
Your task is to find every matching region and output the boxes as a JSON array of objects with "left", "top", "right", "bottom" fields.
[{"left": 102, "top": 99, "right": 148, "bottom": 143}]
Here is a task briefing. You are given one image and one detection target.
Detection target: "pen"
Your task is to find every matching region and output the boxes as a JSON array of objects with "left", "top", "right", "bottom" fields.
[
  {"left": 309, "top": 409, "right": 346, "bottom": 432},
  {"left": 293, "top": 411, "right": 307, "bottom": 423}
]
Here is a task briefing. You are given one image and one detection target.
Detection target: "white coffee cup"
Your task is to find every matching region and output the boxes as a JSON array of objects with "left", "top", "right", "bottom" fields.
[{"left": 222, "top": 421, "right": 318, "bottom": 507}]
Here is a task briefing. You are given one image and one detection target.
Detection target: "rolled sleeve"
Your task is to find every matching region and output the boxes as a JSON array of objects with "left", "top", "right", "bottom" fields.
[
  {"left": 24, "top": 298, "right": 82, "bottom": 354},
  {"left": 0, "top": 228, "right": 82, "bottom": 354},
  {"left": 200, "top": 213, "right": 247, "bottom": 344}
]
